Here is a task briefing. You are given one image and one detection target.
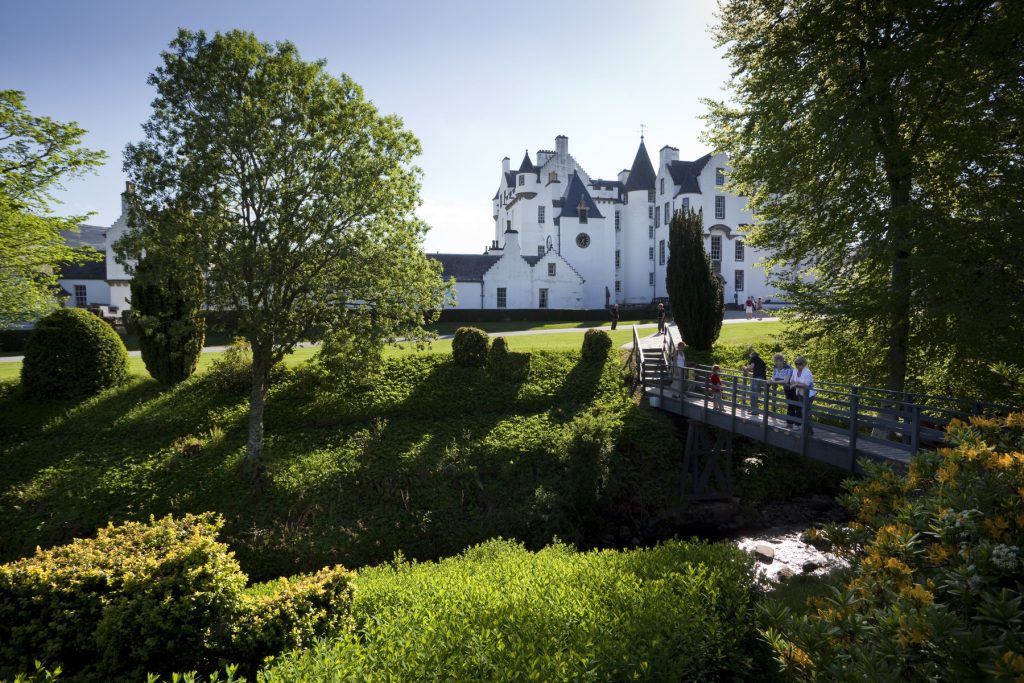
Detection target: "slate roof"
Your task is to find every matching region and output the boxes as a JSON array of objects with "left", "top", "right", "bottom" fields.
[
  {"left": 559, "top": 172, "right": 604, "bottom": 220},
  {"left": 61, "top": 225, "right": 107, "bottom": 249},
  {"left": 429, "top": 252, "right": 545, "bottom": 282},
  {"left": 623, "top": 139, "right": 657, "bottom": 193},
  {"left": 504, "top": 171, "right": 516, "bottom": 187},
  {"left": 59, "top": 251, "right": 107, "bottom": 280},
  {"left": 517, "top": 151, "right": 537, "bottom": 174},
  {"left": 668, "top": 153, "right": 712, "bottom": 195}
]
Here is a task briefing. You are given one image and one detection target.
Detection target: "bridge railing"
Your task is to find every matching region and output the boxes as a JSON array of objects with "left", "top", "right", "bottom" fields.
[{"left": 682, "top": 362, "right": 1018, "bottom": 458}]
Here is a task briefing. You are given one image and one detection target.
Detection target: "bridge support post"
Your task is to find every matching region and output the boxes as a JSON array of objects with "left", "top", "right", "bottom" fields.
[{"left": 681, "top": 421, "right": 733, "bottom": 501}]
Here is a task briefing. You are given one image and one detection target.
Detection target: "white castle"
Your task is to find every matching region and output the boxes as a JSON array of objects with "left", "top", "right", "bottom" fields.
[
  {"left": 56, "top": 135, "right": 772, "bottom": 317},
  {"left": 430, "top": 134, "right": 771, "bottom": 310}
]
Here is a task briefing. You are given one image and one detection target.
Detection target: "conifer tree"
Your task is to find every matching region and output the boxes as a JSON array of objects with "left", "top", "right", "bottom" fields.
[{"left": 665, "top": 208, "right": 723, "bottom": 351}]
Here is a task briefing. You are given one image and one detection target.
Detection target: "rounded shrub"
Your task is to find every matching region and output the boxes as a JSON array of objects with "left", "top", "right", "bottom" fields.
[
  {"left": 452, "top": 327, "right": 489, "bottom": 368},
  {"left": 488, "top": 336, "right": 530, "bottom": 382},
  {"left": 21, "top": 308, "right": 129, "bottom": 399},
  {"left": 581, "top": 328, "right": 612, "bottom": 363}
]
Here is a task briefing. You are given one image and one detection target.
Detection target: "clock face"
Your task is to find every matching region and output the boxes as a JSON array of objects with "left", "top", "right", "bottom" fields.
[{"left": 576, "top": 232, "right": 591, "bottom": 248}]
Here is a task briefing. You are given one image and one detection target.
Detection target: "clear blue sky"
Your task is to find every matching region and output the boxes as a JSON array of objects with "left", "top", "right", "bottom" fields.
[{"left": 1, "top": 0, "right": 731, "bottom": 253}]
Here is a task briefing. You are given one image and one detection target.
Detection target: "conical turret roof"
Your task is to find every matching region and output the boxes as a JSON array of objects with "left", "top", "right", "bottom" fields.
[{"left": 624, "top": 138, "right": 657, "bottom": 193}]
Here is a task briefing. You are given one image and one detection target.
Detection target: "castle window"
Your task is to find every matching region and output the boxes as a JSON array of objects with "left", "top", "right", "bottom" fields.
[
  {"left": 735, "top": 239, "right": 745, "bottom": 262},
  {"left": 716, "top": 167, "right": 725, "bottom": 186},
  {"left": 548, "top": 171, "right": 558, "bottom": 182},
  {"left": 710, "top": 235, "right": 722, "bottom": 262},
  {"left": 615, "top": 280, "right": 621, "bottom": 293},
  {"left": 506, "top": 219, "right": 511, "bottom": 230},
  {"left": 74, "top": 284, "right": 87, "bottom": 308},
  {"left": 497, "top": 287, "right": 507, "bottom": 308},
  {"left": 615, "top": 250, "right": 621, "bottom": 268},
  {"left": 538, "top": 245, "right": 545, "bottom": 257},
  {"left": 659, "top": 240, "right": 666, "bottom": 265},
  {"left": 664, "top": 202, "right": 669, "bottom": 223},
  {"left": 649, "top": 272, "right": 655, "bottom": 286},
  {"left": 660, "top": 177, "right": 664, "bottom": 195},
  {"left": 648, "top": 205, "right": 653, "bottom": 219},
  {"left": 649, "top": 246, "right": 654, "bottom": 260},
  {"left": 548, "top": 262, "right": 556, "bottom": 277},
  {"left": 579, "top": 207, "right": 588, "bottom": 223},
  {"left": 538, "top": 206, "right": 545, "bottom": 223},
  {"left": 681, "top": 197, "right": 689, "bottom": 213},
  {"left": 715, "top": 196, "right": 725, "bottom": 220},
  {"left": 655, "top": 206, "right": 660, "bottom": 228},
  {"left": 539, "top": 288, "right": 549, "bottom": 309},
  {"left": 614, "top": 210, "right": 620, "bottom": 231},
  {"left": 518, "top": 174, "right": 525, "bottom": 186},
  {"left": 648, "top": 189, "right": 655, "bottom": 203},
  {"left": 735, "top": 269, "right": 745, "bottom": 292},
  {"left": 649, "top": 225, "right": 654, "bottom": 239}
]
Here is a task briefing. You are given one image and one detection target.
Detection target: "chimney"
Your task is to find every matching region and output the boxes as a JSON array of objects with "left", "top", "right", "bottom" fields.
[
  {"left": 555, "top": 134, "right": 568, "bottom": 159},
  {"left": 659, "top": 145, "right": 679, "bottom": 168},
  {"left": 501, "top": 156, "right": 510, "bottom": 173},
  {"left": 124, "top": 181, "right": 136, "bottom": 194},
  {"left": 503, "top": 226, "right": 521, "bottom": 255}
]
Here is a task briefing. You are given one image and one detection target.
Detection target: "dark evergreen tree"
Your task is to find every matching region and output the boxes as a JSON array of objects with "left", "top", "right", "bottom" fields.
[
  {"left": 665, "top": 208, "right": 723, "bottom": 351},
  {"left": 130, "top": 248, "right": 205, "bottom": 384}
]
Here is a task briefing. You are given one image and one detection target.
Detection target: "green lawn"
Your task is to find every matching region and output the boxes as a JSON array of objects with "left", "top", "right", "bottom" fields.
[{"left": 0, "top": 321, "right": 784, "bottom": 383}]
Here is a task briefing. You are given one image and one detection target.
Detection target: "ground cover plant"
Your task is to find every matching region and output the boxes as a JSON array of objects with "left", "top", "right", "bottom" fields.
[{"left": 0, "top": 347, "right": 681, "bottom": 582}]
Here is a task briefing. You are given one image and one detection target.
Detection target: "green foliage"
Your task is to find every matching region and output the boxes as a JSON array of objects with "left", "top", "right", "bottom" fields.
[
  {"left": 580, "top": 328, "right": 612, "bottom": 363},
  {"left": 763, "top": 413, "right": 1024, "bottom": 680},
  {"left": 20, "top": 308, "right": 128, "bottom": 399},
  {"left": 451, "top": 326, "right": 489, "bottom": 367},
  {"left": 0, "top": 513, "right": 244, "bottom": 682},
  {"left": 131, "top": 243, "right": 205, "bottom": 385},
  {"left": 121, "top": 28, "right": 449, "bottom": 463},
  {"left": 0, "top": 351, "right": 683, "bottom": 583},
  {"left": 486, "top": 336, "right": 529, "bottom": 382},
  {"left": 666, "top": 209, "right": 723, "bottom": 351},
  {"left": 705, "top": 1, "right": 1024, "bottom": 396},
  {"left": 0, "top": 90, "right": 106, "bottom": 326},
  {"left": 0, "top": 514, "right": 354, "bottom": 683},
  {"left": 260, "top": 538, "right": 773, "bottom": 682}
]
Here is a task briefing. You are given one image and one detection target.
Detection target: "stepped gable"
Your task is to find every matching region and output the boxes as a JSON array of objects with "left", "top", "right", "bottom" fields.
[
  {"left": 558, "top": 172, "right": 604, "bottom": 219},
  {"left": 623, "top": 139, "right": 657, "bottom": 193},
  {"left": 669, "top": 153, "right": 712, "bottom": 195}
]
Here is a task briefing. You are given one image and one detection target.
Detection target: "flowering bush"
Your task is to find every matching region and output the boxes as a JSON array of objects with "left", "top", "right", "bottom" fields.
[{"left": 763, "top": 413, "right": 1024, "bottom": 681}]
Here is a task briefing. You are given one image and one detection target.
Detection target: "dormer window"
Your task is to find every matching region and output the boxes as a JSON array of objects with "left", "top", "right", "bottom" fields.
[
  {"left": 716, "top": 168, "right": 725, "bottom": 186},
  {"left": 548, "top": 171, "right": 558, "bottom": 182},
  {"left": 579, "top": 207, "right": 588, "bottom": 223}
]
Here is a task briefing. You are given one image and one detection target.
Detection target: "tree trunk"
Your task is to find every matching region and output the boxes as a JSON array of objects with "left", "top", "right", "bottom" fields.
[
  {"left": 885, "top": 171, "right": 913, "bottom": 396},
  {"left": 245, "top": 344, "right": 272, "bottom": 463}
]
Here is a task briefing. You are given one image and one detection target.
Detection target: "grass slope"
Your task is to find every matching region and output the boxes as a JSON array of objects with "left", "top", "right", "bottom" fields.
[{"left": 0, "top": 350, "right": 683, "bottom": 581}]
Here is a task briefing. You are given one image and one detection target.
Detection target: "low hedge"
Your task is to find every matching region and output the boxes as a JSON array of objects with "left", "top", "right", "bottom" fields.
[
  {"left": 0, "top": 514, "right": 354, "bottom": 683},
  {"left": 262, "top": 538, "right": 772, "bottom": 682},
  {"left": 433, "top": 303, "right": 665, "bottom": 324}
]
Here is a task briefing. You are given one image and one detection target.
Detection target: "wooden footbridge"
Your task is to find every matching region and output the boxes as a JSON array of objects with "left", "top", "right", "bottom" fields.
[{"left": 628, "top": 325, "right": 1016, "bottom": 499}]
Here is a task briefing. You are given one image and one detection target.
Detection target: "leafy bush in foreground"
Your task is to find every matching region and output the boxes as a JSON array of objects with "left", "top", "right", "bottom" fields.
[
  {"left": 487, "top": 336, "right": 530, "bottom": 382},
  {"left": 580, "top": 328, "right": 612, "bottom": 362},
  {"left": 764, "top": 413, "right": 1024, "bottom": 681},
  {"left": 0, "top": 514, "right": 353, "bottom": 683},
  {"left": 262, "top": 538, "right": 773, "bottom": 682},
  {"left": 451, "top": 326, "right": 488, "bottom": 367},
  {"left": 21, "top": 308, "right": 128, "bottom": 399}
]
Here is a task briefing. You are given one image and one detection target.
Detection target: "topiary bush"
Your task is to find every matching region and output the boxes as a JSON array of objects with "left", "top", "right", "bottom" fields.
[
  {"left": 20, "top": 308, "right": 128, "bottom": 399},
  {"left": 764, "top": 413, "right": 1024, "bottom": 681},
  {"left": 487, "top": 336, "right": 530, "bottom": 382},
  {"left": 581, "top": 328, "right": 612, "bottom": 363},
  {"left": 452, "top": 326, "right": 489, "bottom": 367}
]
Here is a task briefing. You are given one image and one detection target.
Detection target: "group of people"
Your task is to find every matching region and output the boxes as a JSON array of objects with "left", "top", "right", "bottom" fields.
[
  {"left": 681, "top": 349, "right": 816, "bottom": 432},
  {"left": 744, "top": 296, "right": 766, "bottom": 320},
  {"left": 609, "top": 302, "right": 667, "bottom": 334}
]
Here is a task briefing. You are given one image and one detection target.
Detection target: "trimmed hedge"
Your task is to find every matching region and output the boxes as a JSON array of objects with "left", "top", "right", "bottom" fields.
[
  {"left": 581, "top": 329, "right": 613, "bottom": 362},
  {"left": 20, "top": 308, "right": 128, "bottom": 399},
  {"left": 452, "top": 327, "right": 489, "bottom": 367},
  {"left": 434, "top": 303, "right": 665, "bottom": 324},
  {"left": 0, "top": 514, "right": 354, "bottom": 683},
  {"left": 487, "top": 336, "right": 530, "bottom": 382}
]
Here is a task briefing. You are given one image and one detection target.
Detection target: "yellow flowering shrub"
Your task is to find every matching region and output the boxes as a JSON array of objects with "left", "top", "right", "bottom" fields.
[{"left": 763, "top": 413, "right": 1024, "bottom": 681}]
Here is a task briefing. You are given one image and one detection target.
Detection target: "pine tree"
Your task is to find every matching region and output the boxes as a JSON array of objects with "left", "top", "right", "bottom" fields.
[{"left": 665, "top": 208, "right": 723, "bottom": 351}]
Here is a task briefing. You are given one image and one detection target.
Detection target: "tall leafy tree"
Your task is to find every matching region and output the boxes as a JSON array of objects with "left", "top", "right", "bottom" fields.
[
  {"left": 705, "top": 0, "right": 1024, "bottom": 399},
  {"left": 0, "top": 91, "right": 106, "bottom": 325},
  {"left": 666, "top": 208, "right": 723, "bottom": 351},
  {"left": 122, "top": 29, "right": 449, "bottom": 464}
]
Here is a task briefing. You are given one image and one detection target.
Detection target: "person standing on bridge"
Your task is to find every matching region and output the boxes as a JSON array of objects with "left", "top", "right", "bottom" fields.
[
  {"left": 743, "top": 350, "right": 767, "bottom": 416},
  {"left": 770, "top": 353, "right": 797, "bottom": 427},
  {"left": 710, "top": 365, "right": 725, "bottom": 410},
  {"left": 789, "top": 355, "right": 816, "bottom": 434},
  {"left": 674, "top": 345, "right": 687, "bottom": 395}
]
